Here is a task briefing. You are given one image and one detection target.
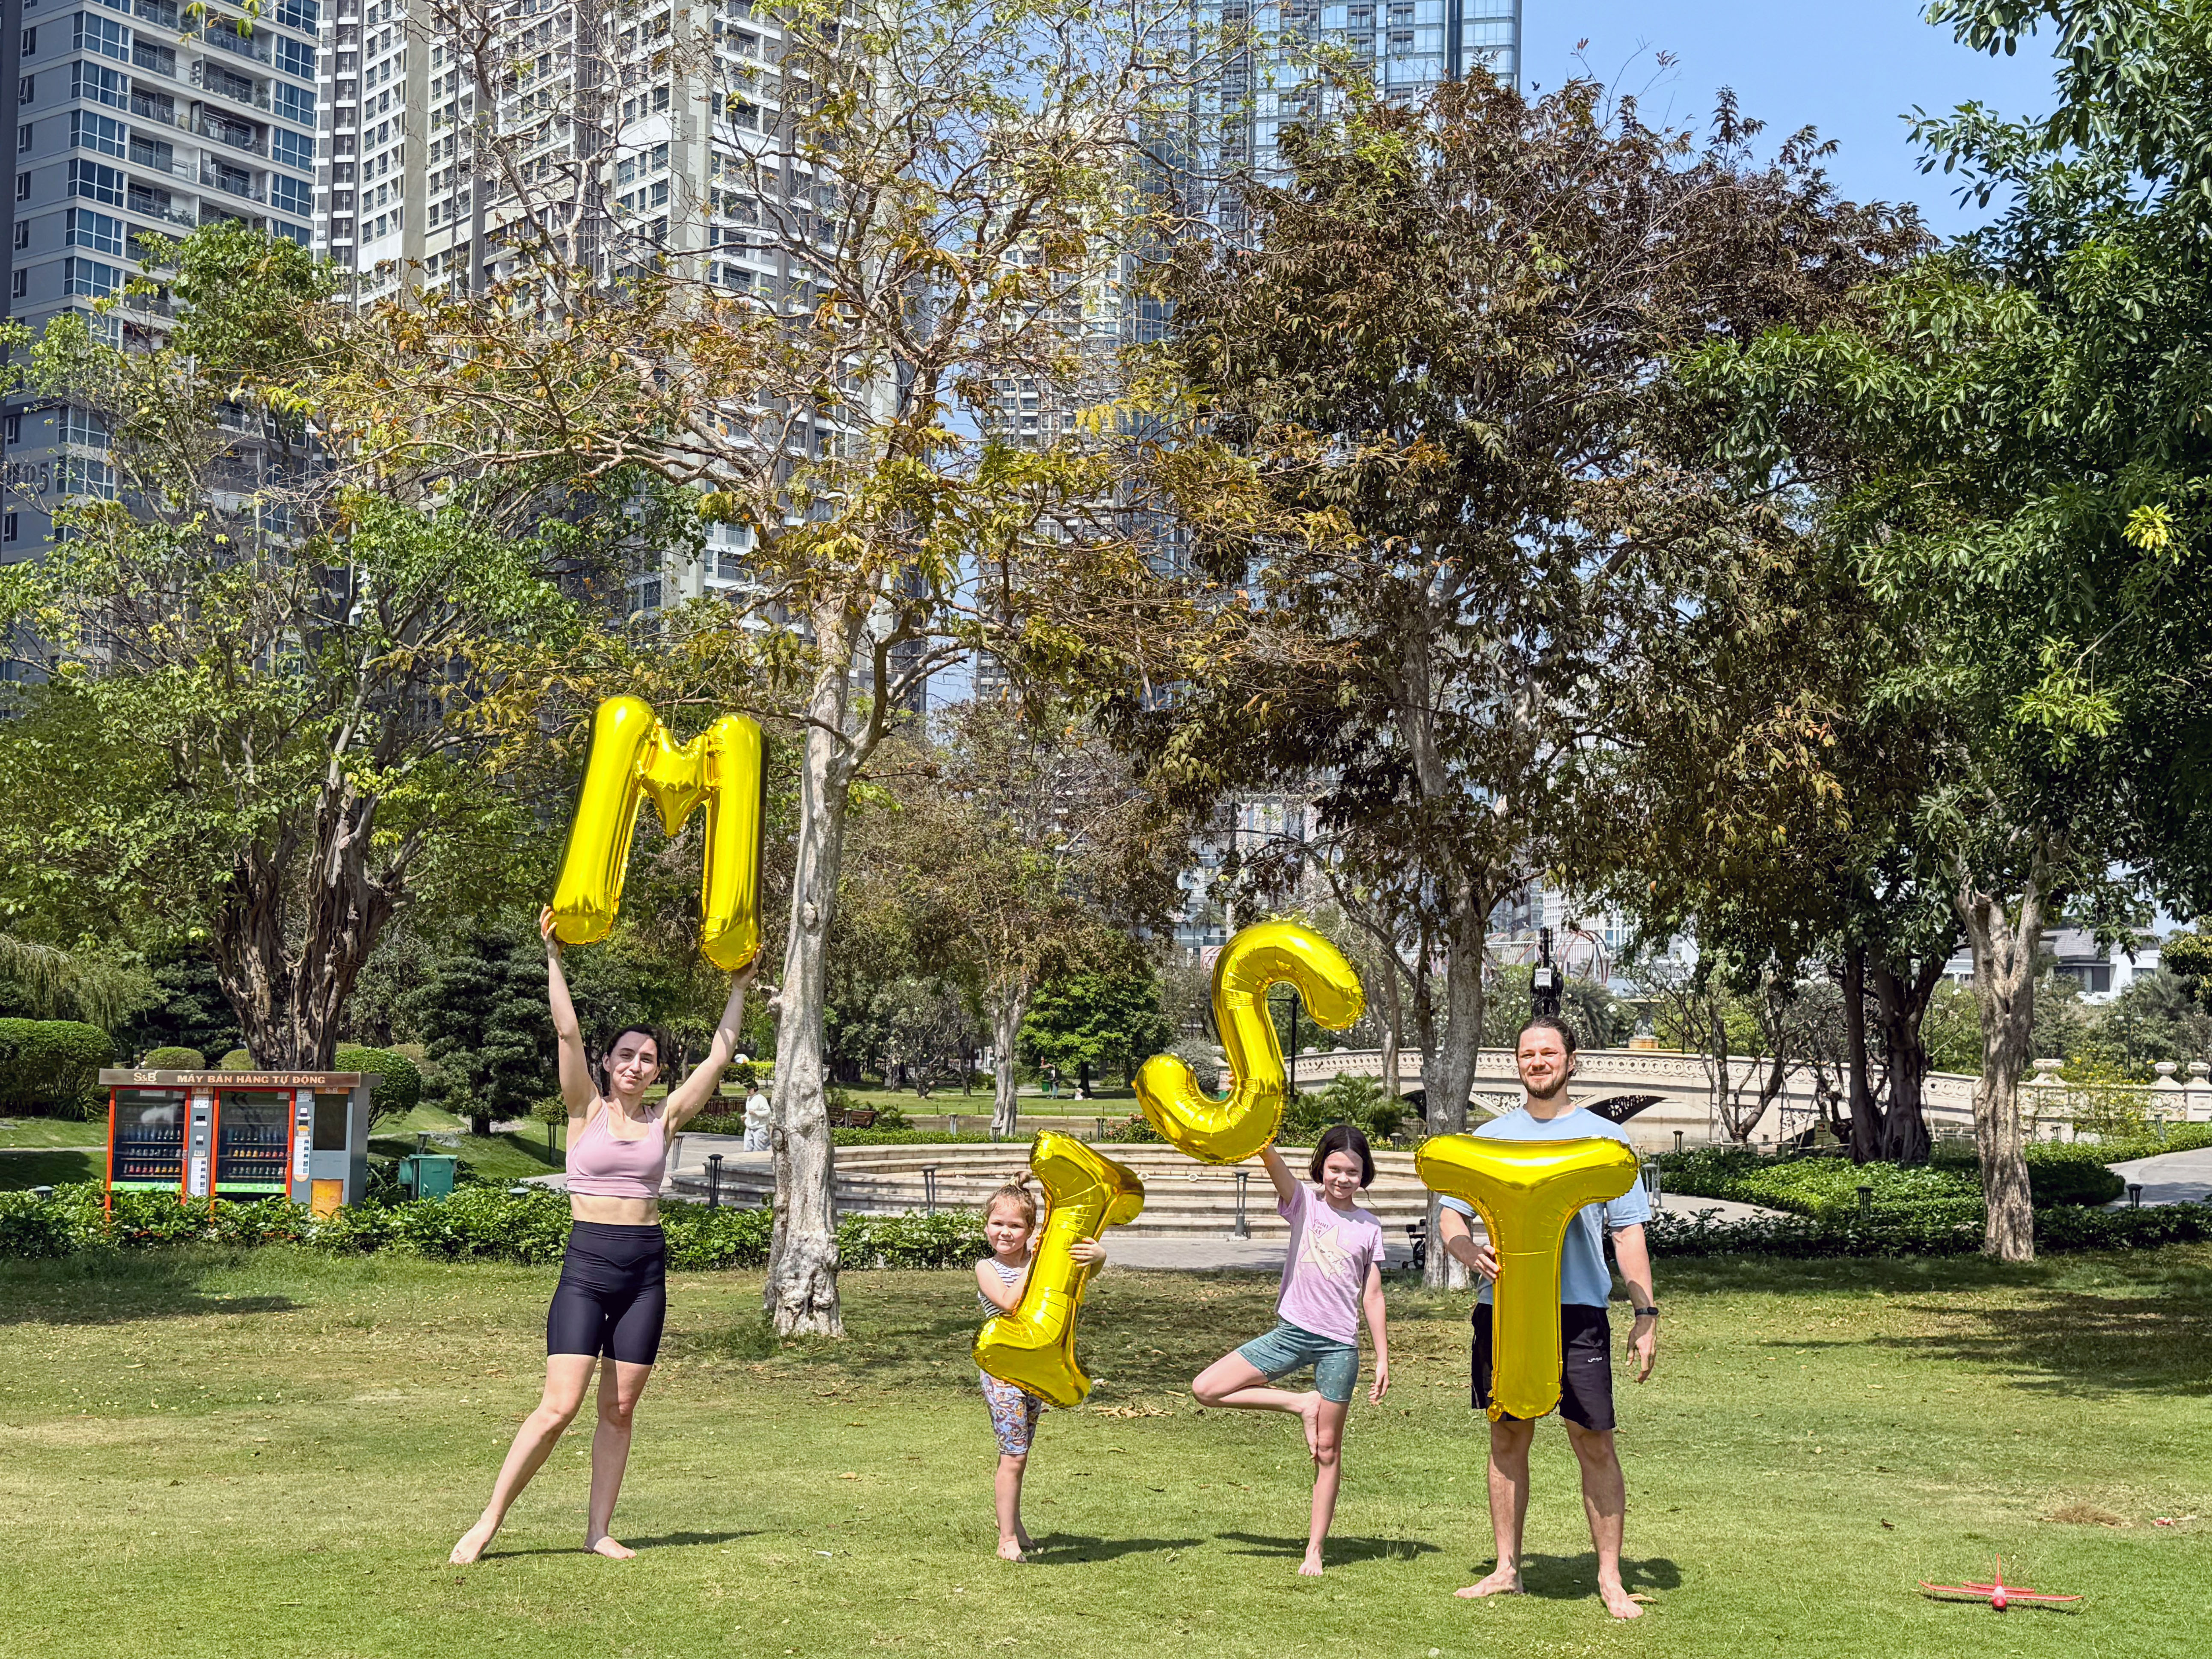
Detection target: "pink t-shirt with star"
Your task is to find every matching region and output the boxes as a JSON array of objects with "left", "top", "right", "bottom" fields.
[{"left": 1274, "top": 1180, "right": 1383, "bottom": 1344}]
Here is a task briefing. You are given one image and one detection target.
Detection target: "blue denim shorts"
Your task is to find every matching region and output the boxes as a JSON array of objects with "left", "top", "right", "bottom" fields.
[{"left": 1237, "top": 1319, "right": 1361, "bottom": 1404}]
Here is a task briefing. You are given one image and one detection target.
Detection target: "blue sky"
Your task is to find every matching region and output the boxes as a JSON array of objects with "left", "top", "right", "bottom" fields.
[{"left": 1520, "top": 2, "right": 2062, "bottom": 236}]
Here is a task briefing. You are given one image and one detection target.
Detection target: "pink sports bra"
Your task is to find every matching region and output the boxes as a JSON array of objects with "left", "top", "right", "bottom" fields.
[{"left": 566, "top": 1102, "right": 668, "bottom": 1200}]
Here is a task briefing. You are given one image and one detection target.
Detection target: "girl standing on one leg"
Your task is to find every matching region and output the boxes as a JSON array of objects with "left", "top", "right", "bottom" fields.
[
  {"left": 450, "top": 907, "right": 756, "bottom": 1564},
  {"left": 975, "top": 1178, "right": 1105, "bottom": 1563},
  {"left": 1191, "top": 1125, "right": 1390, "bottom": 1576}
]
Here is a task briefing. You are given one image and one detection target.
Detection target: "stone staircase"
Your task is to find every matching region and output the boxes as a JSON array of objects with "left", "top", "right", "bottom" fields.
[{"left": 664, "top": 1136, "right": 1442, "bottom": 1241}]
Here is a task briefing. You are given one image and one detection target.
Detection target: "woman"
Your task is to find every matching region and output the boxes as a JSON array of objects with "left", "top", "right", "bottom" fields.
[{"left": 450, "top": 907, "right": 756, "bottom": 1564}]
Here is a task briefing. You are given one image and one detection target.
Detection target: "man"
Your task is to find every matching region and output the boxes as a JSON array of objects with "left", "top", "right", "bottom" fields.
[{"left": 1436, "top": 1014, "right": 1658, "bottom": 1620}]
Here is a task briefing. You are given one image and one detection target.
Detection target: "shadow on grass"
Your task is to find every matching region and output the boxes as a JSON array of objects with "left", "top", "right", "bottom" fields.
[
  {"left": 0, "top": 1149, "right": 99, "bottom": 1190},
  {"left": 1220, "top": 1531, "right": 1442, "bottom": 1565},
  {"left": 0, "top": 1250, "right": 300, "bottom": 1326},
  {"left": 1024, "top": 1533, "right": 1204, "bottom": 1563},
  {"left": 1866, "top": 1289, "right": 2212, "bottom": 1397},
  {"left": 1512, "top": 1552, "right": 1684, "bottom": 1600}
]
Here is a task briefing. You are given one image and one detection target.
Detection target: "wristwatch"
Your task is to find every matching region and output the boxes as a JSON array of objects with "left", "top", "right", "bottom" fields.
[{"left": 1632, "top": 1306, "right": 1659, "bottom": 1319}]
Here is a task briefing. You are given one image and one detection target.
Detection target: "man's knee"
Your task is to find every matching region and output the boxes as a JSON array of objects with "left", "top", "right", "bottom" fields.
[
  {"left": 1489, "top": 1418, "right": 1537, "bottom": 1457},
  {"left": 1564, "top": 1422, "right": 1618, "bottom": 1466}
]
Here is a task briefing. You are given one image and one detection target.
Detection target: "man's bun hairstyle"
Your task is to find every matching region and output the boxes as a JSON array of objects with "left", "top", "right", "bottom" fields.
[{"left": 1517, "top": 1013, "right": 1579, "bottom": 1055}]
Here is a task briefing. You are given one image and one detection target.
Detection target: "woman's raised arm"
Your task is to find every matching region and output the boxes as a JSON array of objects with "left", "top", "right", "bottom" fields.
[
  {"left": 542, "top": 908, "right": 596, "bottom": 1119},
  {"left": 662, "top": 961, "right": 760, "bottom": 1131}
]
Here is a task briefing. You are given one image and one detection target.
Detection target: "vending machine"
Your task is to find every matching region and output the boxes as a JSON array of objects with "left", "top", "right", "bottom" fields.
[{"left": 101, "top": 1068, "right": 379, "bottom": 1213}]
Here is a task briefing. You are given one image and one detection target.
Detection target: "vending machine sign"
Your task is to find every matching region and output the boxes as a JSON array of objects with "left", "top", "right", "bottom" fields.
[
  {"left": 184, "top": 1090, "right": 214, "bottom": 1198},
  {"left": 291, "top": 1089, "right": 314, "bottom": 1185}
]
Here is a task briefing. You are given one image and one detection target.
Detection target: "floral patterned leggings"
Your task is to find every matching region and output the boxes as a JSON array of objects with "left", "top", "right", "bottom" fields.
[{"left": 980, "top": 1372, "right": 1045, "bottom": 1456}]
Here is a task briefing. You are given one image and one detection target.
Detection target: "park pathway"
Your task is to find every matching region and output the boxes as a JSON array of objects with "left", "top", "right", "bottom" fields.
[{"left": 2106, "top": 1146, "right": 2212, "bottom": 1207}]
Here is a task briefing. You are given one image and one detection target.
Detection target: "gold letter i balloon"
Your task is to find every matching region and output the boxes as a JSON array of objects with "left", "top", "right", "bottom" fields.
[
  {"left": 1416, "top": 1134, "right": 1641, "bottom": 1421},
  {"left": 973, "top": 1132, "right": 1146, "bottom": 1409},
  {"left": 1133, "top": 920, "right": 1365, "bottom": 1164},
  {"left": 549, "top": 696, "right": 768, "bottom": 971}
]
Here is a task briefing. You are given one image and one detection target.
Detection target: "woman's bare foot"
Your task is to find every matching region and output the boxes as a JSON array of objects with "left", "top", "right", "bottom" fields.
[
  {"left": 587, "top": 1535, "right": 637, "bottom": 1559},
  {"left": 1453, "top": 1564, "right": 1523, "bottom": 1599},
  {"left": 1299, "top": 1550, "right": 1325, "bottom": 1577},
  {"left": 1298, "top": 1392, "right": 1324, "bottom": 1458},
  {"left": 1599, "top": 1580, "right": 1646, "bottom": 1620},
  {"left": 997, "top": 1537, "right": 1025, "bottom": 1563},
  {"left": 449, "top": 1517, "right": 499, "bottom": 1565}
]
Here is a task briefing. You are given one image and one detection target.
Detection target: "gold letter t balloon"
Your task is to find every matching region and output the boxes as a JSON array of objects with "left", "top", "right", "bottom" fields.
[
  {"left": 1134, "top": 920, "right": 1365, "bottom": 1164},
  {"left": 549, "top": 696, "right": 768, "bottom": 971},
  {"left": 973, "top": 1133, "right": 1146, "bottom": 1409},
  {"left": 1416, "top": 1134, "right": 1640, "bottom": 1421}
]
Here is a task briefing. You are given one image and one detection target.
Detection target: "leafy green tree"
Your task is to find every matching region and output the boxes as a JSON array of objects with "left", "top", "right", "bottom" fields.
[
  {"left": 1103, "top": 75, "right": 1920, "bottom": 1283},
  {"left": 2164, "top": 930, "right": 2212, "bottom": 1009},
  {"left": 1019, "top": 969, "right": 1176, "bottom": 1092},
  {"left": 0, "top": 223, "right": 608, "bottom": 1069},
  {"left": 115, "top": 954, "right": 242, "bottom": 1063},
  {"left": 401, "top": 929, "right": 556, "bottom": 1138}
]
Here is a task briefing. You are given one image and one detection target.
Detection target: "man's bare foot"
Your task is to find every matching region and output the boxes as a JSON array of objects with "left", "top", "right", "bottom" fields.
[
  {"left": 587, "top": 1535, "right": 637, "bottom": 1559},
  {"left": 1599, "top": 1581, "right": 1646, "bottom": 1620},
  {"left": 997, "top": 1537, "right": 1025, "bottom": 1563},
  {"left": 1298, "top": 1392, "right": 1324, "bottom": 1458},
  {"left": 449, "top": 1517, "right": 498, "bottom": 1565},
  {"left": 1299, "top": 1552, "right": 1325, "bottom": 1577},
  {"left": 1454, "top": 1564, "right": 1523, "bottom": 1599}
]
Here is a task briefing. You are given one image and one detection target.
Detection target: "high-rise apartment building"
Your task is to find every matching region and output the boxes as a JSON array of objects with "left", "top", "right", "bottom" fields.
[{"left": 0, "top": 0, "right": 324, "bottom": 567}]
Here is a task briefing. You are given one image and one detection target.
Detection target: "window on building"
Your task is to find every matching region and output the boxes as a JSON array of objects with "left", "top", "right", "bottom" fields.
[
  {"left": 20, "top": 28, "right": 36, "bottom": 55},
  {"left": 9, "top": 270, "right": 25, "bottom": 298},
  {"left": 17, "top": 78, "right": 33, "bottom": 105},
  {"left": 63, "top": 256, "right": 122, "bottom": 298},
  {"left": 1, "top": 414, "right": 16, "bottom": 445},
  {"left": 273, "top": 84, "right": 317, "bottom": 126},
  {"left": 70, "top": 61, "right": 127, "bottom": 110},
  {"left": 61, "top": 407, "right": 108, "bottom": 449},
  {"left": 275, "top": 0, "right": 320, "bottom": 28},
  {"left": 70, "top": 110, "right": 128, "bottom": 160},
  {"left": 271, "top": 175, "right": 312, "bottom": 217},
  {"left": 3, "top": 513, "right": 17, "bottom": 544},
  {"left": 11, "top": 222, "right": 26, "bottom": 250},
  {"left": 66, "top": 207, "right": 125, "bottom": 254},
  {"left": 68, "top": 160, "right": 124, "bottom": 206},
  {"left": 15, "top": 124, "right": 30, "bottom": 154},
  {"left": 72, "top": 13, "right": 129, "bottom": 62},
  {"left": 651, "top": 141, "right": 670, "bottom": 171},
  {"left": 276, "top": 37, "right": 316, "bottom": 80},
  {"left": 15, "top": 172, "right": 30, "bottom": 201},
  {"left": 271, "top": 128, "right": 315, "bottom": 172},
  {"left": 653, "top": 84, "right": 671, "bottom": 111}
]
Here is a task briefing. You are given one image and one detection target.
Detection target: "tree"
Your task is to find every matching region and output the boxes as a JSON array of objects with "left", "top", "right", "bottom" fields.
[
  {"left": 336, "top": 0, "right": 1206, "bottom": 1336},
  {"left": 1686, "top": 0, "right": 2212, "bottom": 1255},
  {"left": 1107, "top": 76, "right": 1922, "bottom": 1283},
  {"left": 1020, "top": 968, "right": 1177, "bottom": 1091},
  {"left": 0, "top": 224, "right": 612, "bottom": 1068},
  {"left": 402, "top": 927, "right": 558, "bottom": 1137}
]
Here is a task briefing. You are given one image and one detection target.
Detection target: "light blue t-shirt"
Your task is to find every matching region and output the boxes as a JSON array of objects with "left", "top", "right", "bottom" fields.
[{"left": 1436, "top": 1105, "right": 1651, "bottom": 1308}]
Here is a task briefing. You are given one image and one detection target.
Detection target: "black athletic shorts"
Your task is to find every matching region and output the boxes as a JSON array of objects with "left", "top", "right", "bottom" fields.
[
  {"left": 547, "top": 1220, "right": 668, "bottom": 1365},
  {"left": 1471, "top": 1302, "right": 1615, "bottom": 1430}
]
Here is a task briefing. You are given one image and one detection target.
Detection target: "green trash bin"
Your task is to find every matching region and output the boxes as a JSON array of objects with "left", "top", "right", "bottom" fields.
[{"left": 397, "top": 1154, "right": 458, "bottom": 1200}]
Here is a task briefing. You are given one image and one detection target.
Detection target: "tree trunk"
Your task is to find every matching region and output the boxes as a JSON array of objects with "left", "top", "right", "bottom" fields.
[
  {"left": 1375, "top": 949, "right": 1403, "bottom": 1104},
  {"left": 763, "top": 607, "right": 859, "bottom": 1336},
  {"left": 1871, "top": 953, "right": 1945, "bottom": 1165},
  {"left": 1422, "top": 889, "right": 1485, "bottom": 1290},
  {"left": 1955, "top": 856, "right": 2044, "bottom": 1263},
  {"left": 1843, "top": 945, "right": 1883, "bottom": 1164},
  {"left": 990, "top": 988, "right": 1026, "bottom": 1140}
]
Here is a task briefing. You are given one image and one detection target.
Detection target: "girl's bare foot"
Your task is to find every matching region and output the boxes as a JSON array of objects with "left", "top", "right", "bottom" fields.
[
  {"left": 1015, "top": 1528, "right": 1036, "bottom": 1551},
  {"left": 1298, "top": 1392, "right": 1324, "bottom": 1458},
  {"left": 997, "top": 1537, "right": 1025, "bottom": 1563},
  {"left": 1299, "top": 1551, "right": 1325, "bottom": 1577},
  {"left": 1454, "top": 1564, "right": 1523, "bottom": 1599},
  {"left": 587, "top": 1535, "right": 637, "bottom": 1559},
  {"left": 1599, "top": 1581, "right": 1646, "bottom": 1620},
  {"left": 449, "top": 1517, "right": 498, "bottom": 1565}
]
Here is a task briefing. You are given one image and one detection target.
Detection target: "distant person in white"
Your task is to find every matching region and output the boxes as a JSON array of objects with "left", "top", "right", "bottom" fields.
[{"left": 742, "top": 1084, "right": 772, "bottom": 1152}]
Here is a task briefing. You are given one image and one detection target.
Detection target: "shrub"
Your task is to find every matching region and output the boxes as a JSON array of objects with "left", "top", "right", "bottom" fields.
[
  {"left": 218, "top": 1048, "right": 252, "bottom": 1068},
  {"left": 1283, "top": 1073, "right": 1408, "bottom": 1146},
  {"left": 1662, "top": 1140, "right": 2130, "bottom": 1223},
  {"left": 1648, "top": 1201, "right": 2212, "bottom": 1258},
  {"left": 0, "top": 1019, "right": 117, "bottom": 1118},
  {"left": 333, "top": 1045, "right": 423, "bottom": 1123},
  {"left": 1099, "top": 1112, "right": 1163, "bottom": 1144},
  {"left": 140, "top": 1046, "right": 207, "bottom": 1071},
  {"left": 2021, "top": 1143, "right": 2126, "bottom": 1207}
]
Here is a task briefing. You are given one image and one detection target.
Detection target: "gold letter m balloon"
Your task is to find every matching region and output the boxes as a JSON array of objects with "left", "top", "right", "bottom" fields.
[
  {"left": 1133, "top": 920, "right": 1365, "bottom": 1165},
  {"left": 549, "top": 696, "right": 767, "bottom": 971},
  {"left": 1417, "top": 1134, "right": 1640, "bottom": 1421},
  {"left": 974, "top": 1132, "right": 1146, "bottom": 1409}
]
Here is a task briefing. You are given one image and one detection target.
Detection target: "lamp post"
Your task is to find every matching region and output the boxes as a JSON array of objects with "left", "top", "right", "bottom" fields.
[
  {"left": 1233, "top": 1169, "right": 1250, "bottom": 1240},
  {"left": 1531, "top": 926, "right": 1562, "bottom": 1020},
  {"left": 706, "top": 1153, "right": 724, "bottom": 1211},
  {"left": 922, "top": 1165, "right": 939, "bottom": 1217}
]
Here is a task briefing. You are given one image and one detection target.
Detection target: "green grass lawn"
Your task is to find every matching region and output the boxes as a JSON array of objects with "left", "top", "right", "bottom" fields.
[
  {"left": 3, "top": 1247, "right": 2205, "bottom": 1658},
  {"left": 0, "top": 1114, "right": 105, "bottom": 1148}
]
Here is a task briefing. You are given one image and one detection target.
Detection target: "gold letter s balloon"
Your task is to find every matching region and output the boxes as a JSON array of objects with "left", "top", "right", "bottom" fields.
[
  {"left": 549, "top": 696, "right": 768, "bottom": 971},
  {"left": 973, "top": 1132, "right": 1145, "bottom": 1409},
  {"left": 1132, "top": 920, "right": 1365, "bottom": 1164},
  {"left": 1416, "top": 1134, "right": 1640, "bottom": 1421}
]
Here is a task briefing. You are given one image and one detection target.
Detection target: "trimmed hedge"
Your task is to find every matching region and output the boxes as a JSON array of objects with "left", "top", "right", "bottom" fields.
[
  {"left": 1648, "top": 1200, "right": 2212, "bottom": 1258},
  {"left": 0, "top": 1182, "right": 988, "bottom": 1270},
  {"left": 140, "top": 1046, "right": 207, "bottom": 1070},
  {"left": 1661, "top": 1141, "right": 2132, "bottom": 1224},
  {"left": 334, "top": 1045, "right": 424, "bottom": 1120},
  {"left": 0, "top": 1019, "right": 116, "bottom": 1119}
]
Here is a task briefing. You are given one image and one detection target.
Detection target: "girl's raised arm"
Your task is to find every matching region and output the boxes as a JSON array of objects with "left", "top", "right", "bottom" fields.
[
  {"left": 663, "top": 963, "right": 761, "bottom": 1131},
  {"left": 542, "top": 907, "right": 595, "bottom": 1120},
  {"left": 1256, "top": 1142, "right": 1301, "bottom": 1209}
]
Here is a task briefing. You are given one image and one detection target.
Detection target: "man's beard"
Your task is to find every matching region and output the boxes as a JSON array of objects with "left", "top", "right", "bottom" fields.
[{"left": 1524, "top": 1073, "right": 1571, "bottom": 1102}]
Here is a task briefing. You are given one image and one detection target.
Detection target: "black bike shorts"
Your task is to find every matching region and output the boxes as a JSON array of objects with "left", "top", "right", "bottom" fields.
[
  {"left": 1471, "top": 1302, "right": 1615, "bottom": 1431},
  {"left": 546, "top": 1220, "right": 667, "bottom": 1365}
]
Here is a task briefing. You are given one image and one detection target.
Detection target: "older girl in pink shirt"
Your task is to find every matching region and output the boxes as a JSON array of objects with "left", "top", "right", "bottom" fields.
[{"left": 1191, "top": 1124, "right": 1390, "bottom": 1574}]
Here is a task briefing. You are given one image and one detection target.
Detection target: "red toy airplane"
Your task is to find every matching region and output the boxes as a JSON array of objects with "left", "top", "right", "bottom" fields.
[{"left": 1919, "top": 1557, "right": 2081, "bottom": 1611}]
